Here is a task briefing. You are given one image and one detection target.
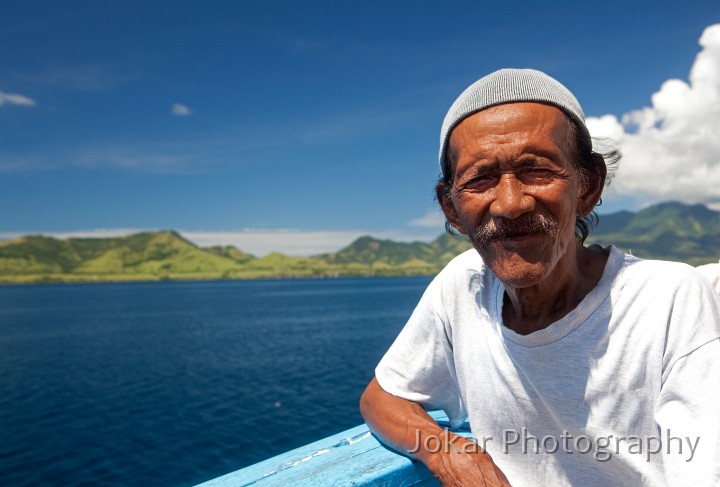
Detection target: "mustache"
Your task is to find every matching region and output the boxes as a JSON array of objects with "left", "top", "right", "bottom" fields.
[{"left": 473, "top": 213, "right": 560, "bottom": 246}]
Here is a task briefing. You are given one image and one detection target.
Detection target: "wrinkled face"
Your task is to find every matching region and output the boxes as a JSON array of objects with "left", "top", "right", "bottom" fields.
[{"left": 441, "top": 102, "right": 595, "bottom": 288}]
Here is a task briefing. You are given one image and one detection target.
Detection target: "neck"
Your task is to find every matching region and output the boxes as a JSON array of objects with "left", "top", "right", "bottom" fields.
[{"left": 502, "top": 244, "right": 608, "bottom": 335}]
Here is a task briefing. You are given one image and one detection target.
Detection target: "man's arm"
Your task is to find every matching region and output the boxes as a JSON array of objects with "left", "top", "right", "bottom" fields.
[
  {"left": 655, "top": 269, "right": 720, "bottom": 484},
  {"left": 360, "top": 377, "right": 512, "bottom": 487}
]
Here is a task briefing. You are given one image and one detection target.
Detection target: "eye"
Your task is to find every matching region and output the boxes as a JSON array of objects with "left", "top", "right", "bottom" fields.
[
  {"left": 525, "top": 167, "right": 550, "bottom": 175},
  {"left": 520, "top": 167, "right": 558, "bottom": 184},
  {"left": 460, "top": 169, "right": 497, "bottom": 191}
]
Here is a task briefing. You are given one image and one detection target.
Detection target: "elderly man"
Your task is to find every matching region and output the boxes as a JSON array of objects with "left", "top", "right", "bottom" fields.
[{"left": 360, "top": 69, "right": 720, "bottom": 486}]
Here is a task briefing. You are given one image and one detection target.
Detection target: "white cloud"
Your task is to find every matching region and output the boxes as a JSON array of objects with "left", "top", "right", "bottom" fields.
[
  {"left": 182, "top": 229, "right": 363, "bottom": 256},
  {"left": 0, "top": 228, "right": 150, "bottom": 242},
  {"left": 0, "top": 90, "right": 36, "bottom": 107},
  {"left": 587, "top": 23, "right": 720, "bottom": 207},
  {"left": 297, "top": 107, "right": 420, "bottom": 145},
  {"left": 707, "top": 201, "right": 720, "bottom": 212},
  {"left": 73, "top": 149, "right": 193, "bottom": 172},
  {"left": 408, "top": 209, "right": 446, "bottom": 229},
  {"left": 171, "top": 103, "right": 192, "bottom": 116},
  {"left": 7, "top": 64, "right": 131, "bottom": 92},
  {"left": 182, "top": 229, "right": 440, "bottom": 256},
  {"left": 0, "top": 147, "right": 200, "bottom": 174}
]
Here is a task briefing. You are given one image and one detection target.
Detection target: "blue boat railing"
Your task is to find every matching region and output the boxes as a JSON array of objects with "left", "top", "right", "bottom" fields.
[{"left": 195, "top": 411, "right": 470, "bottom": 486}]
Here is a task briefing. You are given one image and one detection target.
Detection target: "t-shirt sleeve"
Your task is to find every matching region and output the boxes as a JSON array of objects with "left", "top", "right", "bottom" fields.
[
  {"left": 375, "top": 273, "right": 467, "bottom": 428},
  {"left": 655, "top": 269, "right": 720, "bottom": 485}
]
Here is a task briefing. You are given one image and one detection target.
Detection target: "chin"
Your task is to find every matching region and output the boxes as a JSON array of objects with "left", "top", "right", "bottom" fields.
[
  {"left": 478, "top": 245, "right": 557, "bottom": 289},
  {"left": 492, "top": 265, "right": 549, "bottom": 289}
]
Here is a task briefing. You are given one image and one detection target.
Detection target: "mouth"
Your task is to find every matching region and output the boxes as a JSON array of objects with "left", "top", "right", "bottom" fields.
[
  {"left": 501, "top": 231, "right": 536, "bottom": 240},
  {"left": 473, "top": 214, "right": 560, "bottom": 247},
  {"left": 491, "top": 231, "right": 541, "bottom": 245}
]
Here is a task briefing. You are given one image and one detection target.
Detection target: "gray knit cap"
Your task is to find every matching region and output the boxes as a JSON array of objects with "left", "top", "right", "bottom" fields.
[{"left": 439, "top": 68, "right": 588, "bottom": 177}]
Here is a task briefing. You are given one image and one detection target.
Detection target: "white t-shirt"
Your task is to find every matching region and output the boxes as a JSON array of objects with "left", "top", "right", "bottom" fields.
[
  {"left": 696, "top": 261, "right": 720, "bottom": 295},
  {"left": 376, "top": 246, "right": 720, "bottom": 486}
]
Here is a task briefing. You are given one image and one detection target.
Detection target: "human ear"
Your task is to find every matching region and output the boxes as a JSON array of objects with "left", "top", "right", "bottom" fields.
[
  {"left": 577, "top": 154, "right": 607, "bottom": 217},
  {"left": 436, "top": 181, "right": 466, "bottom": 235}
]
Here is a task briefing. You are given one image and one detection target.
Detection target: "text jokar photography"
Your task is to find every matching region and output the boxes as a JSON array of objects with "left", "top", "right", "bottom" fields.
[{"left": 409, "top": 428, "right": 701, "bottom": 463}]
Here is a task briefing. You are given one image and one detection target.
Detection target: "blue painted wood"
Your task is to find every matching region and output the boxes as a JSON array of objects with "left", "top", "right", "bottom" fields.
[{"left": 196, "top": 411, "right": 471, "bottom": 486}]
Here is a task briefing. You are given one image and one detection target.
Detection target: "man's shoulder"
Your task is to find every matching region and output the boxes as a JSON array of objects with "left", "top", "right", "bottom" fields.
[
  {"left": 436, "top": 248, "right": 486, "bottom": 281},
  {"left": 445, "top": 247, "right": 484, "bottom": 269},
  {"left": 612, "top": 248, "right": 717, "bottom": 296},
  {"left": 428, "top": 248, "right": 498, "bottom": 303},
  {"left": 617, "top": 249, "right": 705, "bottom": 280},
  {"left": 695, "top": 261, "right": 720, "bottom": 294}
]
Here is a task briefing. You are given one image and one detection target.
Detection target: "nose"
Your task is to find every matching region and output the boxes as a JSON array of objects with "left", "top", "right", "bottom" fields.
[{"left": 489, "top": 174, "right": 535, "bottom": 219}]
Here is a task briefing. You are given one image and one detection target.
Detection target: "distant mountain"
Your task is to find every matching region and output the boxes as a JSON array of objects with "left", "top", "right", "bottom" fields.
[
  {"left": 205, "top": 245, "right": 256, "bottom": 264},
  {"left": 1, "top": 202, "right": 718, "bottom": 284},
  {"left": 0, "top": 231, "right": 245, "bottom": 282},
  {"left": 589, "top": 201, "right": 720, "bottom": 265},
  {"left": 0, "top": 229, "right": 472, "bottom": 283},
  {"left": 318, "top": 233, "right": 471, "bottom": 271}
]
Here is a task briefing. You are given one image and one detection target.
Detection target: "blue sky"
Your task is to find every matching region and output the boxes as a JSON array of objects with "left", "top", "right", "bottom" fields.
[{"left": 2, "top": 1, "right": 719, "bottom": 255}]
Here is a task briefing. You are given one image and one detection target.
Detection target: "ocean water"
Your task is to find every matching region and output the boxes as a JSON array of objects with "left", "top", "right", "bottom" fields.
[{"left": 0, "top": 276, "right": 431, "bottom": 486}]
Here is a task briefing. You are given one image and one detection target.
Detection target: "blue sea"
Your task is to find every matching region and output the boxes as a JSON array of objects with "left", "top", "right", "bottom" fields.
[{"left": 0, "top": 276, "right": 432, "bottom": 486}]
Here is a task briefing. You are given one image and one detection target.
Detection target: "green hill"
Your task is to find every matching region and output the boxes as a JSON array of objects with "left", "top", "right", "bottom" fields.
[
  {"left": 205, "top": 245, "right": 256, "bottom": 264},
  {"left": 317, "top": 233, "right": 471, "bottom": 274},
  {"left": 1, "top": 201, "right": 718, "bottom": 284},
  {"left": 0, "top": 231, "right": 246, "bottom": 282},
  {"left": 0, "top": 230, "right": 472, "bottom": 283},
  {"left": 589, "top": 201, "right": 720, "bottom": 265}
]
